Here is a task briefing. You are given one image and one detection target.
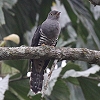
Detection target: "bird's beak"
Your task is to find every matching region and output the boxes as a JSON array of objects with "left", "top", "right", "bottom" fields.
[{"left": 57, "top": 12, "right": 61, "bottom": 16}]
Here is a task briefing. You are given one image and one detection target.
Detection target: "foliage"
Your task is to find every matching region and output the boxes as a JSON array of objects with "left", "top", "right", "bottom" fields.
[{"left": 0, "top": 0, "right": 100, "bottom": 100}]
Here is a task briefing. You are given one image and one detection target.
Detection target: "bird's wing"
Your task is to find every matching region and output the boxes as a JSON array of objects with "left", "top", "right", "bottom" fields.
[
  {"left": 28, "top": 25, "right": 41, "bottom": 71},
  {"left": 31, "top": 25, "right": 41, "bottom": 47}
]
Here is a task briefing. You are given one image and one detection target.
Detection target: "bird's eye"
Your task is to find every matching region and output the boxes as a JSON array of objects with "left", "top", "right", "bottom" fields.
[{"left": 50, "top": 13, "right": 53, "bottom": 15}]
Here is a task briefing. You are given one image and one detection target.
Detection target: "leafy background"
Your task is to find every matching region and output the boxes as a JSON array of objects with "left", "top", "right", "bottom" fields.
[{"left": 0, "top": 0, "right": 100, "bottom": 100}]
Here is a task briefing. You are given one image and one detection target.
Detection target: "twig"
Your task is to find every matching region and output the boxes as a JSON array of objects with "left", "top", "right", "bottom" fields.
[
  {"left": 41, "top": 60, "right": 58, "bottom": 98},
  {"left": 45, "top": 60, "right": 58, "bottom": 90},
  {"left": 9, "top": 76, "right": 28, "bottom": 82}
]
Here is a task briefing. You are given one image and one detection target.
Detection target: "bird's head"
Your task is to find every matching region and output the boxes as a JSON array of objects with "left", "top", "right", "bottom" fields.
[{"left": 47, "top": 10, "right": 61, "bottom": 20}]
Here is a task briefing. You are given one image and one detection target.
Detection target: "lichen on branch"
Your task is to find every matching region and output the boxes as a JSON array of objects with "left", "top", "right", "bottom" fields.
[{"left": 0, "top": 45, "right": 100, "bottom": 64}]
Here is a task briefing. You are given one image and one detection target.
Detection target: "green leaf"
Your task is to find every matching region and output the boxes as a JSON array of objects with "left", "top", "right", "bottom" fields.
[
  {"left": 0, "top": 0, "right": 5, "bottom": 25},
  {"left": 68, "top": 83, "right": 85, "bottom": 100},
  {"left": 67, "top": 77, "right": 79, "bottom": 85},
  {"left": 78, "top": 77, "right": 100, "bottom": 100},
  {"left": 60, "top": 62, "right": 81, "bottom": 85},
  {"left": 3, "top": 0, "right": 18, "bottom": 9},
  {"left": 77, "top": 21, "right": 88, "bottom": 44},
  {"left": 4, "top": 60, "right": 28, "bottom": 75},
  {"left": 48, "top": 79, "right": 70, "bottom": 100},
  {"left": 8, "top": 79, "right": 31, "bottom": 100},
  {"left": 4, "top": 90, "right": 19, "bottom": 100},
  {"left": 1, "top": 62, "right": 19, "bottom": 75},
  {"left": 33, "top": 94, "right": 45, "bottom": 100},
  {"left": 60, "top": 62, "right": 81, "bottom": 75},
  {"left": 62, "top": 0, "right": 77, "bottom": 24}
]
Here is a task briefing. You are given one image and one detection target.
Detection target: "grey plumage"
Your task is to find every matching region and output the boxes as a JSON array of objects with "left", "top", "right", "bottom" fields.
[{"left": 30, "top": 10, "right": 61, "bottom": 93}]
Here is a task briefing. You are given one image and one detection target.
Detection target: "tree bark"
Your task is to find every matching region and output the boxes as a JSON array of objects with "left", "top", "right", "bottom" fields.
[{"left": 0, "top": 45, "right": 100, "bottom": 64}]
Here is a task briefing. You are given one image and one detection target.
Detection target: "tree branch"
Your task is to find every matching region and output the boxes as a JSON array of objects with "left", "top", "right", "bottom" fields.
[
  {"left": 0, "top": 45, "right": 100, "bottom": 64},
  {"left": 88, "top": 0, "right": 100, "bottom": 6}
]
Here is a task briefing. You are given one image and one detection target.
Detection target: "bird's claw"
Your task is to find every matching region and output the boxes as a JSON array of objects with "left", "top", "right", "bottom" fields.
[{"left": 41, "top": 44, "right": 45, "bottom": 46}]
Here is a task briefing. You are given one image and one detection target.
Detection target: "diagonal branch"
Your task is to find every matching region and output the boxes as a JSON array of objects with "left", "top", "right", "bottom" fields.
[{"left": 0, "top": 45, "right": 100, "bottom": 64}]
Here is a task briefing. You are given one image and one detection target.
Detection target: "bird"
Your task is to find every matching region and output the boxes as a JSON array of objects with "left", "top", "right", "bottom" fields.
[{"left": 30, "top": 10, "right": 61, "bottom": 93}]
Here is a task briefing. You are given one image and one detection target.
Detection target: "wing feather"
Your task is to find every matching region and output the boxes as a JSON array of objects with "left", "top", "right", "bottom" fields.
[{"left": 31, "top": 25, "right": 41, "bottom": 47}]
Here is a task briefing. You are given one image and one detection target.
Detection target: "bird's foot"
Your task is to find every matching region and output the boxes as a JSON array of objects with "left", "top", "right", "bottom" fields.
[
  {"left": 51, "top": 46, "right": 54, "bottom": 48},
  {"left": 41, "top": 44, "right": 45, "bottom": 46}
]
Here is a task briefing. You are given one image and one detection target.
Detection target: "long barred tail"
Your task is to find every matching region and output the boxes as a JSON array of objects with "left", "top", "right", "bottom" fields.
[
  {"left": 30, "top": 60, "right": 44, "bottom": 93},
  {"left": 30, "top": 59, "right": 50, "bottom": 93},
  {"left": 30, "top": 71, "right": 43, "bottom": 93}
]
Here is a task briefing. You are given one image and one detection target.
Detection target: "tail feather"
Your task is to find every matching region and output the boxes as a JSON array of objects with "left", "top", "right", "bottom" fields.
[
  {"left": 30, "top": 71, "right": 43, "bottom": 93},
  {"left": 30, "top": 59, "right": 50, "bottom": 93},
  {"left": 30, "top": 59, "right": 44, "bottom": 93}
]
